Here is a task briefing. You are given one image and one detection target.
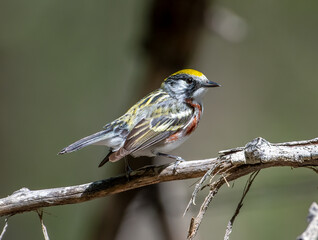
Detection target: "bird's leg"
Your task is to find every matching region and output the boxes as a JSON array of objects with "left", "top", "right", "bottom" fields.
[
  {"left": 156, "top": 152, "right": 185, "bottom": 172},
  {"left": 125, "top": 157, "right": 133, "bottom": 179}
]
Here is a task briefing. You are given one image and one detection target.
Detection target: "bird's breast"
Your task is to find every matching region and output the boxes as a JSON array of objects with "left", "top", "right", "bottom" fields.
[
  {"left": 165, "top": 99, "right": 202, "bottom": 144},
  {"left": 184, "top": 99, "right": 203, "bottom": 136}
]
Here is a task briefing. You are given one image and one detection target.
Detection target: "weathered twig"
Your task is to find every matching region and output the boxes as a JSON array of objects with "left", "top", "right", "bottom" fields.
[
  {"left": 224, "top": 170, "right": 260, "bottom": 240},
  {"left": 184, "top": 159, "right": 225, "bottom": 215},
  {"left": 37, "top": 210, "right": 50, "bottom": 240},
  {"left": 0, "top": 218, "right": 8, "bottom": 240},
  {"left": 187, "top": 175, "right": 227, "bottom": 239},
  {"left": 297, "top": 202, "right": 318, "bottom": 240},
  {"left": 0, "top": 137, "right": 317, "bottom": 238},
  {"left": 187, "top": 137, "right": 318, "bottom": 239},
  {"left": 0, "top": 160, "right": 214, "bottom": 217}
]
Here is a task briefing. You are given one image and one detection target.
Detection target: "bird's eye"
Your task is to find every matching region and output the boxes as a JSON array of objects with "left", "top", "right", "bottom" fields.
[{"left": 186, "top": 78, "right": 193, "bottom": 84}]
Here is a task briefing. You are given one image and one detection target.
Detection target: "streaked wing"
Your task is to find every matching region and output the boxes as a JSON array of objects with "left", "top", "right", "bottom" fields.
[
  {"left": 122, "top": 106, "right": 192, "bottom": 154},
  {"left": 103, "top": 89, "right": 171, "bottom": 131},
  {"left": 123, "top": 118, "right": 173, "bottom": 152}
]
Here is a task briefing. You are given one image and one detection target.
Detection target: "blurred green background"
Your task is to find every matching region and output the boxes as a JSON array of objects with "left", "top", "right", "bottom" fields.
[{"left": 0, "top": 0, "right": 317, "bottom": 239}]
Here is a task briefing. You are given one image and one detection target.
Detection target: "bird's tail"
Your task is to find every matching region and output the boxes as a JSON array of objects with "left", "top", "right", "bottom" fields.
[{"left": 58, "top": 130, "right": 110, "bottom": 155}]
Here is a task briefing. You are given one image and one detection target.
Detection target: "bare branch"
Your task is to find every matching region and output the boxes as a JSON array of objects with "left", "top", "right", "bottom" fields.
[
  {"left": 0, "top": 218, "right": 8, "bottom": 240},
  {"left": 184, "top": 159, "right": 225, "bottom": 215},
  {"left": 186, "top": 137, "right": 318, "bottom": 239},
  {"left": 297, "top": 202, "right": 318, "bottom": 240},
  {"left": 187, "top": 175, "right": 227, "bottom": 240},
  {"left": 0, "top": 160, "right": 214, "bottom": 217},
  {"left": 224, "top": 170, "right": 260, "bottom": 240},
  {"left": 0, "top": 137, "right": 317, "bottom": 225},
  {"left": 37, "top": 210, "right": 50, "bottom": 240}
]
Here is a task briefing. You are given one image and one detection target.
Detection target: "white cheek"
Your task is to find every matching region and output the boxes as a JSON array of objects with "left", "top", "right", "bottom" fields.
[
  {"left": 179, "top": 81, "right": 188, "bottom": 89},
  {"left": 174, "top": 81, "right": 188, "bottom": 95},
  {"left": 193, "top": 88, "right": 208, "bottom": 100}
]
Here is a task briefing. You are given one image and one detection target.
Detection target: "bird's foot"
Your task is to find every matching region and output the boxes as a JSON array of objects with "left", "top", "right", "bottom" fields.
[
  {"left": 156, "top": 152, "right": 185, "bottom": 172},
  {"left": 125, "top": 158, "right": 133, "bottom": 180},
  {"left": 173, "top": 158, "right": 185, "bottom": 171}
]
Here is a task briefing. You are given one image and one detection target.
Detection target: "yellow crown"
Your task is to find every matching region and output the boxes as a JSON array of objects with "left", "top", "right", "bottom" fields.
[{"left": 170, "top": 69, "right": 204, "bottom": 78}]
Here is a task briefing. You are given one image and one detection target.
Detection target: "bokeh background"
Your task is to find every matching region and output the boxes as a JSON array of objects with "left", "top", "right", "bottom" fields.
[{"left": 1, "top": 0, "right": 317, "bottom": 239}]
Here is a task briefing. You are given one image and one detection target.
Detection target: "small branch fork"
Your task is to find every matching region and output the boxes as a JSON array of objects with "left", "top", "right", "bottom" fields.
[
  {"left": 186, "top": 137, "right": 318, "bottom": 239},
  {"left": 0, "top": 137, "right": 317, "bottom": 238}
]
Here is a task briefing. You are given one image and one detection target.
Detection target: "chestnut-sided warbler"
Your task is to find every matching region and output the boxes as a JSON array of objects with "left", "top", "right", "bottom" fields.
[{"left": 59, "top": 69, "right": 220, "bottom": 167}]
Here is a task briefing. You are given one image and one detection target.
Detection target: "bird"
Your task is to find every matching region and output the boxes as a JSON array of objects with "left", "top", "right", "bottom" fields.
[{"left": 58, "top": 69, "right": 220, "bottom": 168}]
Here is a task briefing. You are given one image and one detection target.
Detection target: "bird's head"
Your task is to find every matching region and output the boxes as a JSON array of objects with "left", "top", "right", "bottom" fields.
[{"left": 161, "top": 69, "right": 220, "bottom": 102}]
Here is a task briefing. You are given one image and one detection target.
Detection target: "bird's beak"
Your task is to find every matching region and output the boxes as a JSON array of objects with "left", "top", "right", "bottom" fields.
[{"left": 201, "top": 81, "right": 221, "bottom": 88}]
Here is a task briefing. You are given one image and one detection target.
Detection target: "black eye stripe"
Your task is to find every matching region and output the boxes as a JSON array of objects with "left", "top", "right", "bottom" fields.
[
  {"left": 168, "top": 74, "right": 191, "bottom": 81},
  {"left": 166, "top": 74, "right": 199, "bottom": 88}
]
